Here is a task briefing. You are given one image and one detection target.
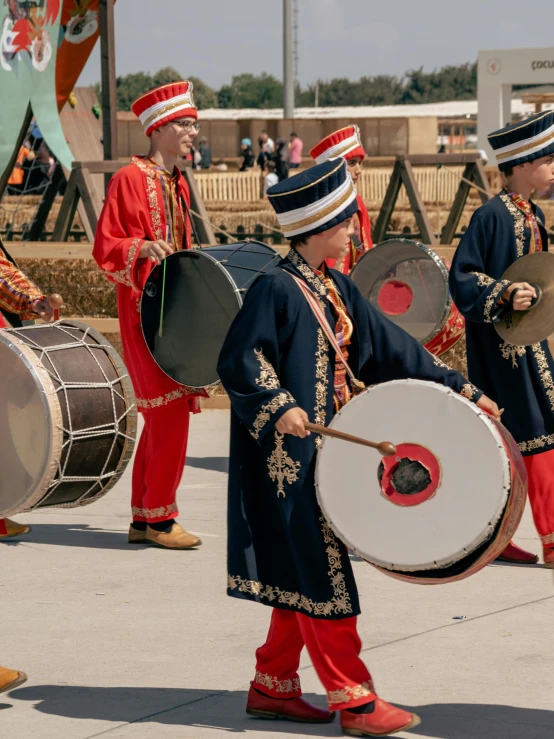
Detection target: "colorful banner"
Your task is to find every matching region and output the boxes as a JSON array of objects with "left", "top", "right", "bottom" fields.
[
  {"left": 0, "top": 0, "right": 75, "bottom": 175},
  {"left": 56, "top": 0, "right": 103, "bottom": 111}
]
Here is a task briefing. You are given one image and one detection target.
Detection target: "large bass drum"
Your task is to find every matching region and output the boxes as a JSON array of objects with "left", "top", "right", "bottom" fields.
[
  {"left": 0, "top": 321, "right": 136, "bottom": 517},
  {"left": 315, "top": 380, "right": 526, "bottom": 585},
  {"left": 140, "top": 241, "right": 282, "bottom": 389},
  {"left": 350, "top": 239, "right": 465, "bottom": 368}
]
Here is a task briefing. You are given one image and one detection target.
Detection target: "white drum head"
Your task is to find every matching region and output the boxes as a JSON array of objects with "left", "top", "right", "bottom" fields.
[
  {"left": 0, "top": 334, "right": 62, "bottom": 517},
  {"left": 315, "top": 380, "right": 511, "bottom": 572}
]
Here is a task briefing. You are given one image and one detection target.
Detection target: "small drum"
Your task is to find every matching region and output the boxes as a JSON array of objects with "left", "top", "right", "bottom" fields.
[
  {"left": 140, "top": 241, "right": 282, "bottom": 388},
  {"left": 315, "top": 380, "right": 527, "bottom": 585},
  {"left": 0, "top": 321, "right": 136, "bottom": 517},
  {"left": 350, "top": 239, "right": 465, "bottom": 357}
]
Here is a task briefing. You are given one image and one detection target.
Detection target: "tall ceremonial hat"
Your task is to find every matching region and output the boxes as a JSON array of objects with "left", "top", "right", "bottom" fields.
[
  {"left": 131, "top": 81, "right": 197, "bottom": 137},
  {"left": 310, "top": 124, "right": 366, "bottom": 164},
  {"left": 267, "top": 158, "right": 358, "bottom": 238},
  {"left": 488, "top": 111, "right": 554, "bottom": 172}
]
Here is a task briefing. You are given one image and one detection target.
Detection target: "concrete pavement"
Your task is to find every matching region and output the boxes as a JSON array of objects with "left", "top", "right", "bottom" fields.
[{"left": 1, "top": 410, "right": 553, "bottom": 739}]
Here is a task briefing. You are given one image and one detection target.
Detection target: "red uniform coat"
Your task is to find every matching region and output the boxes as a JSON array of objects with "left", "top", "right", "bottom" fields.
[
  {"left": 326, "top": 194, "right": 373, "bottom": 274},
  {"left": 93, "top": 156, "right": 207, "bottom": 412}
]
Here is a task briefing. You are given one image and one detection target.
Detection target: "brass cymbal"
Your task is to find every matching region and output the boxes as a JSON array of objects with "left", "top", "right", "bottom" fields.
[{"left": 494, "top": 251, "right": 554, "bottom": 345}]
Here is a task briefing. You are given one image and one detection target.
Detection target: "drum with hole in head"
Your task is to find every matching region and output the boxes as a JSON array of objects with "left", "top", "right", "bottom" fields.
[
  {"left": 315, "top": 380, "right": 527, "bottom": 584},
  {"left": 0, "top": 320, "right": 136, "bottom": 517},
  {"left": 350, "top": 239, "right": 465, "bottom": 360}
]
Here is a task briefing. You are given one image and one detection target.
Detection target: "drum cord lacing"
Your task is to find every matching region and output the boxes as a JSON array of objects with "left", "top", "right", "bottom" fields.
[{"left": 21, "top": 323, "right": 135, "bottom": 508}]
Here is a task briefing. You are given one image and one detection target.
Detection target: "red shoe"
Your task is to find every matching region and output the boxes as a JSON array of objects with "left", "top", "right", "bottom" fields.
[
  {"left": 544, "top": 547, "right": 554, "bottom": 569},
  {"left": 495, "top": 541, "right": 538, "bottom": 564},
  {"left": 246, "top": 684, "right": 334, "bottom": 724},
  {"left": 341, "top": 698, "right": 420, "bottom": 736}
]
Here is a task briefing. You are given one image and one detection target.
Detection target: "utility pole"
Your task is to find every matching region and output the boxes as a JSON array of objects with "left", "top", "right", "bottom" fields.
[
  {"left": 283, "top": 0, "right": 294, "bottom": 118},
  {"left": 99, "top": 0, "right": 118, "bottom": 188}
]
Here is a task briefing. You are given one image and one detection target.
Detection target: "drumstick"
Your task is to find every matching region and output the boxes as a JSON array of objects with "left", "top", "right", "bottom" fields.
[
  {"left": 304, "top": 422, "right": 397, "bottom": 457},
  {"left": 48, "top": 293, "right": 63, "bottom": 321}
]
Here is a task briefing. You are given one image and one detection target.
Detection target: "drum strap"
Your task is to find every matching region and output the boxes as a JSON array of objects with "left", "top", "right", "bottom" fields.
[{"left": 287, "top": 271, "right": 365, "bottom": 392}]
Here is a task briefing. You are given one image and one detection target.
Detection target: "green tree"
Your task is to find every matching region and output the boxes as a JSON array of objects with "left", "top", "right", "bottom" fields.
[
  {"left": 187, "top": 76, "right": 218, "bottom": 109},
  {"left": 152, "top": 66, "right": 182, "bottom": 87},
  {"left": 115, "top": 72, "right": 153, "bottom": 111},
  {"left": 224, "top": 73, "right": 283, "bottom": 109}
]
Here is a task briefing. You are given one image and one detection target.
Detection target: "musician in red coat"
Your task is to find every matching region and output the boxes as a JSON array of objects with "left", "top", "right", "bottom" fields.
[
  {"left": 310, "top": 125, "right": 373, "bottom": 273},
  {"left": 93, "top": 81, "right": 206, "bottom": 550},
  {"left": 0, "top": 242, "right": 54, "bottom": 540}
]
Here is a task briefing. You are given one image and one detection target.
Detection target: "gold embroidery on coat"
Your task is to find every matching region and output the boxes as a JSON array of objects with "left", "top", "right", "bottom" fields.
[
  {"left": 251, "top": 392, "right": 293, "bottom": 440},
  {"left": 500, "top": 191, "right": 526, "bottom": 258},
  {"left": 500, "top": 341, "right": 526, "bottom": 369},
  {"left": 460, "top": 383, "right": 479, "bottom": 400},
  {"left": 254, "top": 349, "right": 280, "bottom": 390},
  {"left": 531, "top": 342, "right": 554, "bottom": 412},
  {"left": 484, "top": 281, "right": 510, "bottom": 323},
  {"left": 254, "top": 671, "right": 301, "bottom": 694},
  {"left": 314, "top": 328, "right": 330, "bottom": 448},
  {"left": 287, "top": 249, "right": 328, "bottom": 309},
  {"left": 268, "top": 432, "right": 301, "bottom": 497},
  {"left": 542, "top": 532, "right": 554, "bottom": 545},
  {"left": 136, "top": 386, "right": 197, "bottom": 410},
  {"left": 518, "top": 433, "right": 554, "bottom": 453},
  {"left": 132, "top": 157, "right": 164, "bottom": 240},
  {"left": 328, "top": 680, "right": 376, "bottom": 707},
  {"left": 227, "top": 518, "right": 354, "bottom": 617},
  {"left": 470, "top": 271, "right": 495, "bottom": 288},
  {"left": 106, "top": 238, "right": 141, "bottom": 290}
]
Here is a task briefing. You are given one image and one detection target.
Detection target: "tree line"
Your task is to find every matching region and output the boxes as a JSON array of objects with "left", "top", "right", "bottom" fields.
[{"left": 97, "top": 62, "right": 478, "bottom": 111}]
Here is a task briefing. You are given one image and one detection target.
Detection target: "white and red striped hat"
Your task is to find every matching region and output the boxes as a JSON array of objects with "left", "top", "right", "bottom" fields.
[
  {"left": 310, "top": 124, "right": 365, "bottom": 164},
  {"left": 131, "top": 81, "right": 197, "bottom": 137}
]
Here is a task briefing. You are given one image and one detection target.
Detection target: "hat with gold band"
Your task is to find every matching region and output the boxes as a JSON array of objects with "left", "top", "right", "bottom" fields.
[
  {"left": 131, "top": 81, "right": 197, "bottom": 137},
  {"left": 267, "top": 159, "right": 358, "bottom": 239},
  {"left": 310, "top": 124, "right": 365, "bottom": 165},
  {"left": 488, "top": 111, "right": 554, "bottom": 172}
]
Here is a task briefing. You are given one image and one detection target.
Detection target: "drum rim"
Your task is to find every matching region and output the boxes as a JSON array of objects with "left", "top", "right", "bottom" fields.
[
  {"left": 200, "top": 239, "right": 282, "bottom": 256},
  {"left": 33, "top": 320, "right": 138, "bottom": 510},
  {"left": 315, "top": 379, "right": 512, "bottom": 573},
  {"left": 140, "top": 247, "right": 250, "bottom": 390},
  {"left": 350, "top": 239, "right": 452, "bottom": 345},
  {"left": 0, "top": 330, "right": 63, "bottom": 517}
]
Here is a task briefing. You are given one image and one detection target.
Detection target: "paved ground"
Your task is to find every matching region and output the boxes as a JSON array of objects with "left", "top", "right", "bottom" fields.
[{"left": 2, "top": 411, "right": 554, "bottom": 739}]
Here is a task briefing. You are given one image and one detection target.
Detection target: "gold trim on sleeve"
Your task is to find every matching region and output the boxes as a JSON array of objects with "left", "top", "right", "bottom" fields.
[{"left": 254, "top": 349, "right": 280, "bottom": 390}]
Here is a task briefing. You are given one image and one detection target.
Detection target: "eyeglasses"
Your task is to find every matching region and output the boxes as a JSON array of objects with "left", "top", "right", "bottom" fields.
[{"left": 172, "top": 120, "right": 201, "bottom": 133}]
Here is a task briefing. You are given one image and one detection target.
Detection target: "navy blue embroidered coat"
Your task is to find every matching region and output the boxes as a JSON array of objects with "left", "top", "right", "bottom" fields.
[
  {"left": 449, "top": 191, "right": 553, "bottom": 456},
  {"left": 217, "top": 250, "right": 480, "bottom": 620}
]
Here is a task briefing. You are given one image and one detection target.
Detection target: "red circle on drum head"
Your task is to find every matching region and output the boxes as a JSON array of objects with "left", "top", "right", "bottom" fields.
[
  {"left": 380, "top": 443, "right": 441, "bottom": 507},
  {"left": 377, "top": 280, "right": 414, "bottom": 316}
]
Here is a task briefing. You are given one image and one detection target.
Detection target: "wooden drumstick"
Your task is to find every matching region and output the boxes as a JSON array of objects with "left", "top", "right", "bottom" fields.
[
  {"left": 304, "top": 422, "right": 397, "bottom": 457},
  {"left": 48, "top": 293, "right": 64, "bottom": 321}
]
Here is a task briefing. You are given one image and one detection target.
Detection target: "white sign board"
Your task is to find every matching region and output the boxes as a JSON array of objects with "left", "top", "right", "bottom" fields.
[{"left": 478, "top": 47, "right": 554, "bottom": 165}]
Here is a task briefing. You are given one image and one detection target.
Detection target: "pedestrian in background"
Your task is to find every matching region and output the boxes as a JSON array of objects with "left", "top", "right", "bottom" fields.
[{"left": 289, "top": 131, "right": 303, "bottom": 169}]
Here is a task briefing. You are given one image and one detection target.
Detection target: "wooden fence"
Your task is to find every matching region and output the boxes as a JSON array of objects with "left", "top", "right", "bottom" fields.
[{"left": 195, "top": 166, "right": 483, "bottom": 204}]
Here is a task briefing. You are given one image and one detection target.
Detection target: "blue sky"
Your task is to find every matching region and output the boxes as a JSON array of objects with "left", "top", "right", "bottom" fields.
[{"left": 78, "top": 0, "right": 554, "bottom": 89}]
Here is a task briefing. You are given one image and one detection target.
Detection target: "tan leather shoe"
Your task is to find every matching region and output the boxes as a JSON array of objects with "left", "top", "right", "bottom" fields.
[
  {"left": 0, "top": 667, "right": 27, "bottom": 694},
  {"left": 145, "top": 522, "right": 201, "bottom": 550},
  {"left": 128, "top": 525, "right": 147, "bottom": 544},
  {"left": 0, "top": 518, "right": 32, "bottom": 540}
]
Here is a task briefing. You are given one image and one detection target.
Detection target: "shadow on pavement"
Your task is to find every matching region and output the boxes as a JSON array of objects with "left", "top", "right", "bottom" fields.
[
  {"left": 8, "top": 686, "right": 554, "bottom": 737},
  {"left": 0, "top": 524, "right": 133, "bottom": 551},
  {"left": 187, "top": 456, "right": 229, "bottom": 473}
]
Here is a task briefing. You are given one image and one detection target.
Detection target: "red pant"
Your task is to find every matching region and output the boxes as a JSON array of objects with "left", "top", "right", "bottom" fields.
[
  {"left": 525, "top": 450, "right": 554, "bottom": 549},
  {"left": 254, "top": 608, "right": 376, "bottom": 711},
  {"left": 131, "top": 401, "right": 190, "bottom": 524}
]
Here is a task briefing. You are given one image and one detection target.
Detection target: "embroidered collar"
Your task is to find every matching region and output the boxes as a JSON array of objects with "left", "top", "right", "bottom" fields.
[
  {"left": 131, "top": 155, "right": 180, "bottom": 182},
  {"left": 286, "top": 248, "right": 328, "bottom": 298}
]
